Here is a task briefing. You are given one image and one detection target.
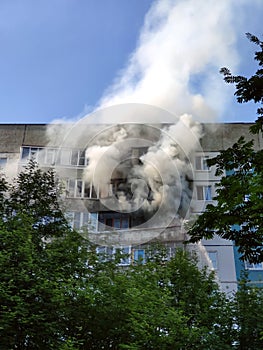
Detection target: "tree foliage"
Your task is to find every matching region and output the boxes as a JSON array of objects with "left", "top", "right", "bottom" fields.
[
  {"left": 188, "top": 33, "right": 263, "bottom": 263},
  {"left": 220, "top": 33, "right": 263, "bottom": 134},
  {"left": 1, "top": 162, "right": 263, "bottom": 348},
  {"left": 233, "top": 276, "right": 263, "bottom": 349},
  {"left": 0, "top": 161, "right": 91, "bottom": 349}
]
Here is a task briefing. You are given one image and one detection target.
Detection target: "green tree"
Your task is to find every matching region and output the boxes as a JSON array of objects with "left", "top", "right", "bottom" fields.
[
  {"left": 0, "top": 161, "right": 89, "bottom": 349},
  {"left": 233, "top": 275, "right": 263, "bottom": 350},
  {"left": 77, "top": 248, "right": 235, "bottom": 350},
  {"left": 188, "top": 33, "right": 263, "bottom": 263},
  {"left": 2, "top": 161, "right": 263, "bottom": 349},
  {"left": 220, "top": 33, "right": 263, "bottom": 134}
]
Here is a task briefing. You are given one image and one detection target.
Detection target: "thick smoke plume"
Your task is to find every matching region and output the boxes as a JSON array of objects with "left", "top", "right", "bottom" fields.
[
  {"left": 98, "top": 0, "right": 245, "bottom": 122},
  {"left": 82, "top": 112, "right": 203, "bottom": 228},
  {"left": 44, "top": 0, "right": 261, "bottom": 233}
]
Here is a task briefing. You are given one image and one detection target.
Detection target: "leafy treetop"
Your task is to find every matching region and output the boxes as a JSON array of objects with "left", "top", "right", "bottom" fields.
[{"left": 220, "top": 33, "right": 263, "bottom": 134}]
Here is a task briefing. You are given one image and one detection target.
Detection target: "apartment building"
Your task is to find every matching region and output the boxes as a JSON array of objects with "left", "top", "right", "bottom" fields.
[{"left": 0, "top": 122, "right": 262, "bottom": 293}]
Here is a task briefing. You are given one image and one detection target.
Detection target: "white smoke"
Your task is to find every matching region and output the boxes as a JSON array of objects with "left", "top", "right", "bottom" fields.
[
  {"left": 129, "top": 114, "right": 201, "bottom": 215},
  {"left": 82, "top": 114, "right": 202, "bottom": 227},
  {"left": 84, "top": 126, "right": 128, "bottom": 196},
  {"left": 44, "top": 0, "right": 262, "bottom": 235},
  {"left": 98, "top": 0, "right": 245, "bottom": 122}
]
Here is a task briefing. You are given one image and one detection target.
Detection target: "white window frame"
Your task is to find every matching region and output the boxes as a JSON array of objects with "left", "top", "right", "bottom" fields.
[
  {"left": 119, "top": 246, "right": 131, "bottom": 265},
  {"left": 58, "top": 148, "right": 87, "bottom": 167},
  {"left": 207, "top": 251, "right": 218, "bottom": 270},
  {"left": 66, "top": 211, "right": 98, "bottom": 232},
  {"left": 21, "top": 146, "right": 87, "bottom": 167},
  {"left": 245, "top": 261, "right": 263, "bottom": 270},
  {"left": 195, "top": 156, "right": 210, "bottom": 171},
  {"left": 196, "top": 185, "right": 212, "bottom": 201},
  {"left": 133, "top": 248, "right": 146, "bottom": 264},
  {"left": 0, "top": 157, "right": 7, "bottom": 169},
  {"left": 96, "top": 246, "right": 131, "bottom": 265},
  {"left": 66, "top": 179, "right": 98, "bottom": 199}
]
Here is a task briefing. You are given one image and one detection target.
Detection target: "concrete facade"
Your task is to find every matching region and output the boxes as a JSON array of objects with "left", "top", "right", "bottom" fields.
[{"left": 0, "top": 122, "right": 261, "bottom": 293}]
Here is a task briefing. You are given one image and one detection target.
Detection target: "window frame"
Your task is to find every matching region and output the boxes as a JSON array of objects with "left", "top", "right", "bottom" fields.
[
  {"left": 245, "top": 261, "right": 263, "bottom": 270},
  {"left": 0, "top": 157, "right": 7, "bottom": 169},
  {"left": 98, "top": 213, "right": 130, "bottom": 231},
  {"left": 66, "top": 211, "right": 98, "bottom": 232},
  {"left": 195, "top": 156, "right": 210, "bottom": 171},
  {"left": 196, "top": 185, "right": 212, "bottom": 201},
  {"left": 66, "top": 179, "right": 98, "bottom": 199},
  {"left": 133, "top": 248, "right": 146, "bottom": 264},
  {"left": 207, "top": 251, "right": 218, "bottom": 270},
  {"left": 21, "top": 146, "right": 87, "bottom": 167}
]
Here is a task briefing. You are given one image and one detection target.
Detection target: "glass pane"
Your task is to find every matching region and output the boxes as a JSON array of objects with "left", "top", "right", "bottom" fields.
[
  {"left": 37, "top": 149, "right": 46, "bottom": 164},
  {"left": 71, "top": 150, "right": 79, "bottom": 165},
  {"left": 78, "top": 150, "right": 86, "bottom": 166},
  {"left": 134, "top": 249, "right": 145, "bottom": 263},
  {"left": 253, "top": 263, "right": 263, "bottom": 269},
  {"left": 21, "top": 147, "right": 30, "bottom": 160},
  {"left": 105, "top": 218, "right": 113, "bottom": 228},
  {"left": 84, "top": 183, "right": 91, "bottom": 198},
  {"left": 91, "top": 185, "right": 97, "bottom": 198},
  {"left": 68, "top": 179, "right": 75, "bottom": 197},
  {"left": 60, "top": 149, "right": 71, "bottom": 165},
  {"left": 89, "top": 213, "right": 98, "bottom": 232},
  {"left": 65, "top": 212, "right": 74, "bottom": 228},
  {"left": 97, "top": 246, "right": 106, "bottom": 255},
  {"left": 0, "top": 158, "right": 7, "bottom": 168},
  {"left": 203, "top": 157, "right": 209, "bottom": 170},
  {"left": 120, "top": 246, "right": 130, "bottom": 265},
  {"left": 195, "top": 156, "right": 202, "bottom": 170},
  {"left": 30, "top": 148, "right": 39, "bottom": 160},
  {"left": 121, "top": 218, "right": 129, "bottom": 229},
  {"left": 208, "top": 252, "right": 217, "bottom": 269},
  {"left": 82, "top": 212, "right": 89, "bottom": 226},
  {"left": 114, "top": 218, "right": 121, "bottom": 229},
  {"left": 76, "top": 180, "right": 83, "bottom": 197},
  {"left": 205, "top": 186, "right": 212, "bottom": 200},
  {"left": 196, "top": 186, "right": 203, "bottom": 200},
  {"left": 46, "top": 149, "right": 56, "bottom": 164},
  {"left": 73, "top": 212, "right": 81, "bottom": 229}
]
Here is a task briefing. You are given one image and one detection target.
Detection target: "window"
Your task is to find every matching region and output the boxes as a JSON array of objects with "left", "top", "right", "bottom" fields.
[
  {"left": 73, "top": 212, "right": 81, "bottom": 229},
  {"left": 98, "top": 213, "right": 130, "bottom": 230},
  {"left": 21, "top": 146, "right": 58, "bottom": 165},
  {"left": 21, "top": 146, "right": 42, "bottom": 162},
  {"left": 121, "top": 217, "right": 129, "bottom": 229},
  {"left": 45, "top": 148, "right": 57, "bottom": 165},
  {"left": 196, "top": 185, "right": 212, "bottom": 200},
  {"left": 66, "top": 211, "right": 98, "bottom": 232},
  {"left": 58, "top": 149, "right": 71, "bottom": 165},
  {"left": 133, "top": 249, "right": 146, "bottom": 264},
  {"left": 207, "top": 251, "right": 218, "bottom": 270},
  {"left": 97, "top": 246, "right": 114, "bottom": 261},
  {"left": 86, "top": 213, "right": 98, "bottom": 232},
  {"left": 117, "top": 246, "right": 131, "bottom": 265},
  {"left": 245, "top": 261, "right": 263, "bottom": 270},
  {"left": 96, "top": 246, "right": 131, "bottom": 265},
  {"left": 195, "top": 156, "right": 210, "bottom": 171},
  {"left": 66, "top": 179, "right": 98, "bottom": 198},
  {"left": 0, "top": 157, "right": 7, "bottom": 169},
  {"left": 70, "top": 149, "right": 86, "bottom": 166},
  {"left": 21, "top": 146, "right": 87, "bottom": 166},
  {"left": 166, "top": 246, "right": 176, "bottom": 260}
]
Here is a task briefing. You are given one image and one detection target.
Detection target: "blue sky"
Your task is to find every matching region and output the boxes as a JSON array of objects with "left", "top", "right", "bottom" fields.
[{"left": 0, "top": 0, "right": 262, "bottom": 124}]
